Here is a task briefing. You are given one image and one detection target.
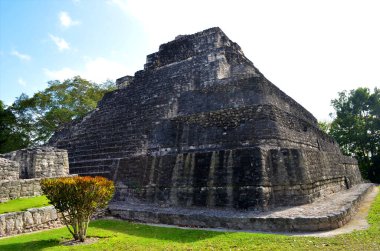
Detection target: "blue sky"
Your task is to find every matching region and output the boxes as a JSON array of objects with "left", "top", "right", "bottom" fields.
[
  {"left": 0, "top": 0, "right": 147, "bottom": 105},
  {"left": 1, "top": 0, "right": 379, "bottom": 121}
]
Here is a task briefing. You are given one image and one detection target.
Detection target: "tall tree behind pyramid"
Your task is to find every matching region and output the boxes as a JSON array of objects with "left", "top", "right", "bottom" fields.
[{"left": 49, "top": 27, "right": 362, "bottom": 210}]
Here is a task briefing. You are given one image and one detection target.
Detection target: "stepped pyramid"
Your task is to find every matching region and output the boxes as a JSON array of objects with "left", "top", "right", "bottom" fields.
[{"left": 50, "top": 27, "right": 362, "bottom": 212}]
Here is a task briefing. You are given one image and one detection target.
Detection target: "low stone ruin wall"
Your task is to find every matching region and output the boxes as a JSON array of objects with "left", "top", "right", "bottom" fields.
[
  {"left": 0, "top": 147, "right": 69, "bottom": 179},
  {"left": 0, "top": 206, "right": 62, "bottom": 237},
  {"left": 0, "top": 174, "right": 77, "bottom": 202},
  {"left": 0, "top": 147, "right": 71, "bottom": 237},
  {"left": 0, "top": 147, "right": 72, "bottom": 202},
  {"left": 0, "top": 178, "right": 44, "bottom": 202}
]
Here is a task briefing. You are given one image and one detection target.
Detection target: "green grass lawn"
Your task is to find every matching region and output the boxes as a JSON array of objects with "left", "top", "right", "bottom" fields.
[
  {"left": 0, "top": 189, "right": 379, "bottom": 251},
  {"left": 0, "top": 196, "right": 50, "bottom": 214}
]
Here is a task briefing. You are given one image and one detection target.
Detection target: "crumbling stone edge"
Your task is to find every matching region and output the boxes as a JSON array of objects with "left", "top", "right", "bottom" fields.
[{"left": 109, "top": 183, "right": 376, "bottom": 232}]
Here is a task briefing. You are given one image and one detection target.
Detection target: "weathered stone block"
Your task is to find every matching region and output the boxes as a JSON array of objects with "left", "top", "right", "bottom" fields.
[
  {"left": 23, "top": 211, "right": 34, "bottom": 227},
  {"left": 5, "top": 217, "right": 15, "bottom": 234},
  {"left": 0, "top": 158, "right": 19, "bottom": 181}
]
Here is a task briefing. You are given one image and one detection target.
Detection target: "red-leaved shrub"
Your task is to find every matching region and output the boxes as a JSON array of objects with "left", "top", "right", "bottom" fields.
[{"left": 40, "top": 176, "right": 114, "bottom": 242}]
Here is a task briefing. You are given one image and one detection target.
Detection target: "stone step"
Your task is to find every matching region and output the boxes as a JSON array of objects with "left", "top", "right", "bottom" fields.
[
  {"left": 69, "top": 138, "right": 142, "bottom": 150},
  {"left": 70, "top": 165, "right": 112, "bottom": 175},
  {"left": 69, "top": 152, "right": 128, "bottom": 163},
  {"left": 69, "top": 158, "right": 117, "bottom": 167},
  {"left": 108, "top": 184, "right": 375, "bottom": 232}
]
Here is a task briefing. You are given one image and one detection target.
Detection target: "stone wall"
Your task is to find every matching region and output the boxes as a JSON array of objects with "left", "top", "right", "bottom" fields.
[
  {"left": 0, "top": 206, "right": 61, "bottom": 237},
  {"left": 1, "top": 147, "right": 69, "bottom": 179},
  {"left": 113, "top": 147, "right": 362, "bottom": 210},
  {"left": 0, "top": 158, "right": 19, "bottom": 181},
  {"left": 153, "top": 104, "right": 338, "bottom": 155},
  {"left": 0, "top": 177, "right": 45, "bottom": 202}
]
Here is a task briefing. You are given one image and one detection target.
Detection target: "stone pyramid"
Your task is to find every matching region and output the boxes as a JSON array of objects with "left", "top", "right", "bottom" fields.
[{"left": 50, "top": 27, "right": 362, "bottom": 211}]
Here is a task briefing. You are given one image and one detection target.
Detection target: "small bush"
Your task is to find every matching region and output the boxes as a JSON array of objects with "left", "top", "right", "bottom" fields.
[{"left": 40, "top": 176, "right": 114, "bottom": 242}]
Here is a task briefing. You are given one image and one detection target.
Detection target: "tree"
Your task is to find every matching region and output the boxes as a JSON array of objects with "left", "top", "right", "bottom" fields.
[
  {"left": 0, "top": 100, "right": 30, "bottom": 153},
  {"left": 329, "top": 87, "right": 380, "bottom": 182},
  {"left": 318, "top": 121, "right": 331, "bottom": 134},
  {"left": 40, "top": 176, "right": 115, "bottom": 242},
  {"left": 10, "top": 76, "right": 116, "bottom": 146}
]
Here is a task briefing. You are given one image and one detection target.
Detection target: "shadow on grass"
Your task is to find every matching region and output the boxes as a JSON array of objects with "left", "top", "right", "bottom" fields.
[
  {"left": 0, "top": 239, "right": 59, "bottom": 251},
  {"left": 0, "top": 219, "right": 228, "bottom": 250},
  {"left": 90, "top": 219, "right": 227, "bottom": 243}
]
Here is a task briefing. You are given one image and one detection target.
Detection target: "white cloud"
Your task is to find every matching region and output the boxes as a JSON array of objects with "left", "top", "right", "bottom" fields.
[
  {"left": 108, "top": 0, "right": 129, "bottom": 12},
  {"left": 44, "top": 67, "right": 77, "bottom": 81},
  {"left": 43, "top": 57, "right": 127, "bottom": 83},
  {"left": 82, "top": 57, "right": 127, "bottom": 83},
  {"left": 49, "top": 34, "right": 70, "bottom": 51},
  {"left": 18, "top": 78, "right": 27, "bottom": 87},
  {"left": 11, "top": 49, "right": 31, "bottom": 61},
  {"left": 59, "top": 11, "right": 80, "bottom": 28}
]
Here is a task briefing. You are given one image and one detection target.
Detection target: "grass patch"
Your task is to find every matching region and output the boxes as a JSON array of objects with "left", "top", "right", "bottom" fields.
[
  {"left": 0, "top": 188, "right": 379, "bottom": 250},
  {"left": 0, "top": 196, "right": 50, "bottom": 214}
]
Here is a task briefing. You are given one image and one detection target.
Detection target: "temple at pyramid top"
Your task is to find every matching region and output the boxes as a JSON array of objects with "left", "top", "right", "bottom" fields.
[
  {"left": 50, "top": 27, "right": 361, "bottom": 211},
  {"left": 144, "top": 27, "right": 247, "bottom": 70}
]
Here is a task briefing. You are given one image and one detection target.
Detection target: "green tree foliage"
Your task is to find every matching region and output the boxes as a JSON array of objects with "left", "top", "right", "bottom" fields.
[
  {"left": 40, "top": 176, "right": 115, "bottom": 242},
  {"left": 9, "top": 76, "right": 115, "bottom": 146},
  {"left": 318, "top": 121, "right": 331, "bottom": 134},
  {"left": 0, "top": 100, "right": 30, "bottom": 153},
  {"left": 330, "top": 87, "right": 380, "bottom": 182}
]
